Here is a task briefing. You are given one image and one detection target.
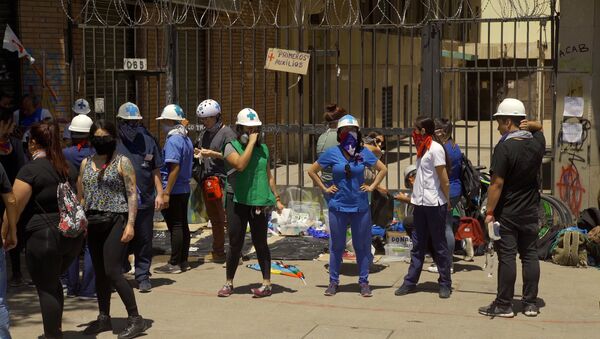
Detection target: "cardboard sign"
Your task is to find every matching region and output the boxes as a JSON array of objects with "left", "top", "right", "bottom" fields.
[{"left": 264, "top": 48, "right": 310, "bottom": 75}]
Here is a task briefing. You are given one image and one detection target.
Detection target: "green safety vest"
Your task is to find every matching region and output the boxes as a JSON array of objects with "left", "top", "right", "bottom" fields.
[{"left": 228, "top": 139, "right": 275, "bottom": 206}]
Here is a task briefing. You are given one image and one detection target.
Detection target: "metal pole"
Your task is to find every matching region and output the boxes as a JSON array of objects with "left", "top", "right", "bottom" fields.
[{"left": 166, "top": 24, "right": 176, "bottom": 104}]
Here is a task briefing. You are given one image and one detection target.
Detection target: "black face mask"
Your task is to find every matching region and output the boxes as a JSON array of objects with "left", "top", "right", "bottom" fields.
[{"left": 90, "top": 136, "right": 116, "bottom": 155}]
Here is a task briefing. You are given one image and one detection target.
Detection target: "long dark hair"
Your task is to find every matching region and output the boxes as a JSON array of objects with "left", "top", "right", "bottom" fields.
[
  {"left": 415, "top": 116, "right": 451, "bottom": 171},
  {"left": 323, "top": 104, "right": 346, "bottom": 127},
  {"left": 30, "top": 122, "right": 70, "bottom": 177},
  {"left": 89, "top": 119, "right": 117, "bottom": 180}
]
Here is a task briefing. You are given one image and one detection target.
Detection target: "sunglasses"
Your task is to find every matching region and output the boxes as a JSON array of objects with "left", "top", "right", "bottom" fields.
[{"left": 345, "top": 163, "right": 351, "bottom": 179}]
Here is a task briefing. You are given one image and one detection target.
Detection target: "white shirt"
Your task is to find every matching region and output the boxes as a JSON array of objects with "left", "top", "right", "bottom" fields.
[{"left": 410, "top": 141, "right": 448, "bottom": 206}]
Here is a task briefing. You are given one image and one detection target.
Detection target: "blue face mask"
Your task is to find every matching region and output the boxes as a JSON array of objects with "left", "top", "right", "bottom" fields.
[{"left": 340, "top": 131, "right": 358, "bottom": 156}]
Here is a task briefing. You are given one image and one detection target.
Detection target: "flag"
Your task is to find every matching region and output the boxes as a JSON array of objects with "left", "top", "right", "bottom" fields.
[{"left": 3, "top": 24, "right": 34, "bottom": 64}]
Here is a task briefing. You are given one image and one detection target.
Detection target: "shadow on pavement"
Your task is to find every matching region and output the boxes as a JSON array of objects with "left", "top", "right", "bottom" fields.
[
  {"left": 315, "top": 283, "right": 393, "bottom": 293},
  {"left": 232, "top": 283, "right": 298, "bottom": 295},
  {"left": 72, "top": 318, "right": 154, "bottom": 338},
  {"left": 323, "top": 263, "right": 388, "bottom": 276},
  {"left": 453, "top": 262, "right": 484, "bottom": 272}
]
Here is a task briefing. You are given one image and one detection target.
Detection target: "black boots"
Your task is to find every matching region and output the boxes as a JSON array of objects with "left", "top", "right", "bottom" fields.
[{"left": 117, "top": 315, "right": 146, "bottom": 339}]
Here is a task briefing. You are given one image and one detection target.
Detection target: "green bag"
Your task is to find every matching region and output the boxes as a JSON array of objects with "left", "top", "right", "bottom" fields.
[{"left": 551, "top": 231, "right": 588, "bottom": 267}]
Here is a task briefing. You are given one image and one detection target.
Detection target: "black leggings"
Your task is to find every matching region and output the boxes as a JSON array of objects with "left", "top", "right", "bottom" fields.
[
  {"left": 225, "top": 194, "right": 271, "bottom": 280},
  {"left": 26, "top": 224, "right": 84, "bottom": 337},
  {"left": 87, "top": 212, "right": 139, "bottom": 317},
  {"left": 161, "top": 193, "right": 191, "bottom": 266}
]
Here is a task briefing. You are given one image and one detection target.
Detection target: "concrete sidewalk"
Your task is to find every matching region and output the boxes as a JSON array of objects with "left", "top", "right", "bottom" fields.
[{"left": 7, "top": 250, "right": 600, "bottom": 339}]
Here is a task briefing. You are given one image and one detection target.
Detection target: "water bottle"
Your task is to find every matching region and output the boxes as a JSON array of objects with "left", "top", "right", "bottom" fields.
[{"left": 487, "top": 221, "right": 501, "bottom": 240}]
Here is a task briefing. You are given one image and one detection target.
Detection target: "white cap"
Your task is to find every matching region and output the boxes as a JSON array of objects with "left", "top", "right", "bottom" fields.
[
  {"left": 337, "top": 114, "right": 360, "bottom": 129},
  {"left": 117, "top": 102, "right": 143, "bottom": 120},
  {"left": 494, "top": 98, "right": 526, "bottom": 117},
  {"left": 404, "top": 164, "right": 417, "bottom": 189},
  {"left": 157, "top": 104, "right": 185, "bottom": 121},
  {"left": 196, "top": 99, "right": 221, "bottom": 118},
  {"left": 72, "top": 98, "right": 91, "bottom": 115},
  {"left": 68, "top": 115, "right": 93, "bottom": 133},
  {"left": 236, "top": 108, "right": 262, "bottom": 126}
]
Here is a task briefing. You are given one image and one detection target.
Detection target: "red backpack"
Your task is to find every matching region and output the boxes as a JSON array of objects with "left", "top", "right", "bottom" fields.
[{"left": 455, "top": 217, "right": 485, "bottom": 246}]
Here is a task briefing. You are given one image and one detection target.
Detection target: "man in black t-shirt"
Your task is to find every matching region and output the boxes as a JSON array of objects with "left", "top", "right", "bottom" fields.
[{"left": 478, "top": 98, "right": 545, "bottom": 319}]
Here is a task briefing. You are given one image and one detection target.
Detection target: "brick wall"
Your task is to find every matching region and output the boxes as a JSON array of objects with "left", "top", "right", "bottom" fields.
[{"left": 18, "top": 0, "right": 71, "bottom": 120}]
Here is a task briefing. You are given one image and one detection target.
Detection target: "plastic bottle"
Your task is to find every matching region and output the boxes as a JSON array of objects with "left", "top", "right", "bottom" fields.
[{"left": 487, "top": 221, "right": 501, "bottom": 240}]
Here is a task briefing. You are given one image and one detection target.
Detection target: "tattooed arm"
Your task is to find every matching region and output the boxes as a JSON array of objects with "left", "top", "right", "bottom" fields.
[{"left": 119, "top": 156, "right": 137, "bottom": 243}]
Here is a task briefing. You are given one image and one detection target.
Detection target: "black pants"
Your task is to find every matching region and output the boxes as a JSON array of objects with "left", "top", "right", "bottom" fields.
[
  {"left": 225, "top": 193, "right": 271, "bottom": 280},
  {"left": 26, "top": 224, "right": 84, "bottom": 337},
  {"left": 161, "top": 193, "right": 190, "bottom": 266},
  {"left": 87, "top": 212, "right": 139, "bottom": 317},
  {"left": 495, "top": 217, "right": 540, "bottom": 306}
]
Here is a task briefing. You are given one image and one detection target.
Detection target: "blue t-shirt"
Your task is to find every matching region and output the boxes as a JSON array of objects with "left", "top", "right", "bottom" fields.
[
  {"left": 160, "top": 133, "right": 194, "bottom": 195},
  {"left": 444, "top": 140, "right": 463, "bottom": 199},
  {"left": 117, "top": 131, "right": 164, "bottom": 210},
  {"left": 63, "top": 145, "right": 95, "bottom": 172},
  {"left": 317, "top": 146, "right": 378, "bottom": 212}
]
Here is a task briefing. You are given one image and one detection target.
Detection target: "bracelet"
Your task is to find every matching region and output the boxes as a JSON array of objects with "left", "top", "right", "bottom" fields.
[
  {"left": 275, "top": 195, "right": 281, "bottom": 201},
  {"left": 486, "top": 210, "right": 494, "bottom": 216}
]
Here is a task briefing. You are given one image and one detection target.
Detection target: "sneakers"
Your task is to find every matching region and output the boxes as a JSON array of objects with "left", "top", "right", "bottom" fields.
[
  {"left": 117, "top": 315, "right": 146, "bottom": 339},
  {"left": 394, "top": 284, "right": 416, "bottom": 296},
  {"left": 324, "top": 282, "right": 338, "bottom": 296},
  {"left": 522, "top": 303, "right": 539, "bottom": 317},
  {"left": 181, "top": 261, "right": 191, "bottom": 272},
  {"left": 9, "top": 274, "right": 25, "bottom": 287},
  {"left": 359, "top": 283, "right": 373, "bottom": 297},
  {"left": 83, "top": 314, "right": 113, "bottom": 335},
  {"left": 217, "top": 284, "right": 234, "bottom": 297},
  {"left": 204, "top": 252, "right": 226, "bottom": 263},
  {"left": 427, "top": 264, "right": 454, "bottom": 274},
  {"left": 439, "top": 286, "right": 452, "bottom": 299},
  {"left": 153, "top": 263, "right": 182, "bottom": 274},
  {"left": 478, "top": 302, "right": 515, "bottom": 318},
  {"left": 138, "top": 280, "right": 152, "bottom": 293},
  {"left": 251, "top": 285, "right": 273, "bottom": 298}
]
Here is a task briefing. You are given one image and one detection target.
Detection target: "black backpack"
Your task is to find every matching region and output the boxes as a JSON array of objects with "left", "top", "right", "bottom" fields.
[
  {"left": 536, "top": 224, "right": 562, "bottom": 260},
  {"left": 577, "top": 208, "right": 600, "bottom": 232},
  {"left": 460, "top": 154, "right": 481, "bottom": 208}
]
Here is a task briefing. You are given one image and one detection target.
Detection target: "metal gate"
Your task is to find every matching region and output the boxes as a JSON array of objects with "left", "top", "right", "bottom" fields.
[{"left": 75, "top": 0, "right": 558, "bottom": 191}]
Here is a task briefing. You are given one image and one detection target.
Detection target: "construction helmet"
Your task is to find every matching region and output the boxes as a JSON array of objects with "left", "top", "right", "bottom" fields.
[
  {"left": 72, "top": 98, "right": 91, "bottom": 115},
  {"left": 404, "top": 164, "right": 417, "bottom": 189},
  {"left": 337, "top": 114, "right": 360, "bottom": 130},
  {"left": 236, "top": 108, "right": 262, "bottom": 126},
  {"left": 68, "top": 114, "right": 93, "bottom": 133},
  {"left": 493, "top": 98, "right": 526, "bottom": 117},
  {"left": 196, "top": 99, "right": 221, "bottom": 118},
  {"left": 117, "top": 102, "right": 143, "bottom": 120},
  {"left": 157, "top": 104, "right": 185, "bottom": 121}
]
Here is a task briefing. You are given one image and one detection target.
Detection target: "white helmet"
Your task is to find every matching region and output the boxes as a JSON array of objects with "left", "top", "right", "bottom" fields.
[
  {"left": 157, "top": 104, "right": 185, "bottom": 121},
  {"left": 72, "top": 98, "right": 91, "bottom": 115},
  {"left": 196, "top": 99, "right": 221, "bottom": 118},
  {"left": 236, "top": 108, "right": 262, "bottom": 126},
  {"left": 404, "top": 164, "right": 417, "bottom": 189},
  {"left": 337, "top": 114, "right": 360, "bottom": 129},
  {"left": 494, "top": 98, "right": 526, "bottom": 117},
  {"left": 68, "top": 114, "right": 93, "bottom": 133},
  {"left": 117, "top": 102, "right": 143, "bottom": 120}
]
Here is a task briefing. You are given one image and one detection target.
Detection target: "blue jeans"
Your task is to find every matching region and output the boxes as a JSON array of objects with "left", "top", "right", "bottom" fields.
[
  {"left": 129, "top": 208, "right": 155, "bottom": 282},
  {"left": 404, "top": 204, "right": 452, "bottom": 288},
  {"left": 0, "top": 249, "right": 11, "bottom": 339},
  {"left": 64, "top": 241, "right": 96, "bottom": 297},
  {"left": 328, "top": 209, "right": 373, "bottom": 284}
]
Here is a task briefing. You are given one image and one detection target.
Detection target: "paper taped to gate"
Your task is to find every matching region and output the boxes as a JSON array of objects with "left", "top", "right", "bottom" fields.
[{"left": 265, "top": 48, "right": 310, "bottom": 75}]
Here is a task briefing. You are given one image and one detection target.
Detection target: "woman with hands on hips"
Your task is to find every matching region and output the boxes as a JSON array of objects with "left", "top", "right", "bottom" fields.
[{"left": 307, "top": 115, "right": 387, "bottom": 297}]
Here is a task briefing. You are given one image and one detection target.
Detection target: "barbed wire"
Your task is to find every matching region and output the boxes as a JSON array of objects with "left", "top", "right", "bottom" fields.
[{"left": 61, "top": 0, "right": 556, "bottom": 28}]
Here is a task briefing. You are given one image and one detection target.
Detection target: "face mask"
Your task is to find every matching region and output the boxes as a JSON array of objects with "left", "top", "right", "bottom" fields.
[
  {"left": 240, "top": 133, "right": 249, "bottom": 145},
  {"left": 412, "top": 130, "right": 424, "bottom": 147},
  {"left": 91, "top": 136, "right": 116, "bottom": 155},
  {"left": 119, "top": 122, "right": 138, "bottom": 142},
  {"left": 161, "top": 123, "right": 173, "bottom": 134},
  {"left": 340, "top": 131, "right": 358, "bottom": 156}
]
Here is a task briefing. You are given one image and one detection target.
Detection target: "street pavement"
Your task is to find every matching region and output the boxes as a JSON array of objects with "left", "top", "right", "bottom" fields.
[{"left": 7, "top": 244, "right": 600, "bottom": 339}]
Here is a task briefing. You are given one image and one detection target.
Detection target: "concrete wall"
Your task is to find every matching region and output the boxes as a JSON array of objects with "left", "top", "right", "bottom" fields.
[{"left": 555, "top": 0, "right": 600, "bottom": 214}]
